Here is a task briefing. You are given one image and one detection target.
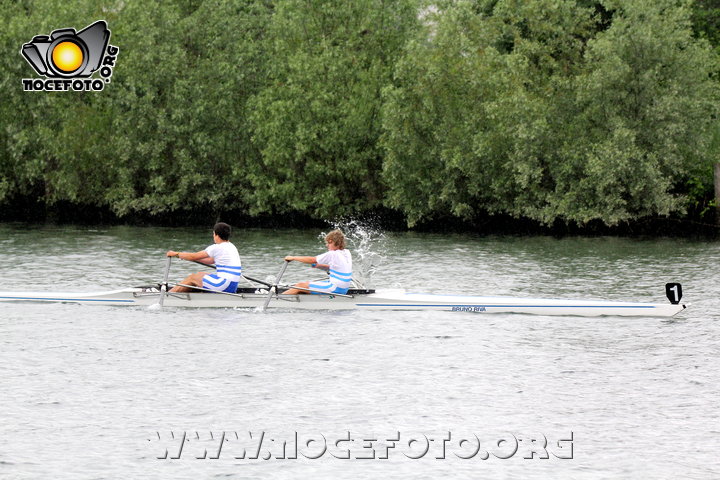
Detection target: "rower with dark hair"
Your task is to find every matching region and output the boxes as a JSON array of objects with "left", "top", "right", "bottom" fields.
[{"left": 166, "top": 222, "right": 242, "bottom": 293}]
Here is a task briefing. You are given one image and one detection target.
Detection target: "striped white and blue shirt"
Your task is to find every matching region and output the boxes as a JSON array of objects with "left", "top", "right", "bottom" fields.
[
  {"left": 205, "top": 242, "right": 242, "bottom": 283},
  {"left": 316, "top": 249, "right": 352, "bottom": 289}
]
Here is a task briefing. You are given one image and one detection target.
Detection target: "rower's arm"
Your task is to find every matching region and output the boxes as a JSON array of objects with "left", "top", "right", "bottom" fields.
[
  {"left": 167, "top": 250, "right": 212, "bottom": 262},
  {"left": 284, "top": 255, "right": 317, "bottom": 264},
  {"left": 192, "top": 254, "right": 215, "bottom": 264},
  {"left": 284, "top": 255, "right": 329, "bottom": 271}
]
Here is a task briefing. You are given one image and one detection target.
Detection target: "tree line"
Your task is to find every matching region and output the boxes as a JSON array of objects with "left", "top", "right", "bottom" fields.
[{"left": 1, "top": 0, "right": 719, "bottom": 229}]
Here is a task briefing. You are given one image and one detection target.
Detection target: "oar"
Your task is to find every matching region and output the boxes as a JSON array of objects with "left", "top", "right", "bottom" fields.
[
  {"left": 276, "top": 284, "right": 353, "bottom": 298},
  {"left": 186, "top": 258, "right": 272, "bottom": 288},
  {"left": 245, "top": 276, "right": 273, "bottom": 288},
  {"left": 171, "top": 283, "right": 249, "bottom": 299},
  {"left": 157, "top": 256, "right": 172, "bottom": 307},
  {"left": 261, "top": 260, "right": 289, "bottom": 311},
  {"left": 173, "top": 282, "right": 352, "bottom": 298}
]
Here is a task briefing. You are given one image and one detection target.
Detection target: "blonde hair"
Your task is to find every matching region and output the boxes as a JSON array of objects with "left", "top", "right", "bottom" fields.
[{"left": 325, "top": 229, "right": 346, "bottom": 249}]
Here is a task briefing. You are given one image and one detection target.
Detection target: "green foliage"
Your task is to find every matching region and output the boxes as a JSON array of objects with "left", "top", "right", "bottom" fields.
[
  {"left": 0, "top": 0, "right": 719, "bottom": 228},
  {"left": 247, "top": 0, "right": 418, "bottom": 219},
  {"left": 382, "top": 0, "right": 597, "bottom": 225},
  {"left": 691, "top": 0, "right": 720, "bottom": 46},
  {"left": 0, "top": 0, "right": 113, "bottom": 205},
  {"left": 566, "top": 0, "right": 720, "bottom": 223},
  {"left": 382, "top": 0, "right": 720, "bottom": 226},
  {"left": 101, "top": 0, "right": 272, "bottom": 216},
  {"left": 0, "top": 0, "right": 272, "bottom": 217}
]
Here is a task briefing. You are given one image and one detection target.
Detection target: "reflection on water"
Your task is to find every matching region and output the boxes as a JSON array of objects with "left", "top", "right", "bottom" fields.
[{"left": 1, "top": 223, "right": 719, "bottom": 479}]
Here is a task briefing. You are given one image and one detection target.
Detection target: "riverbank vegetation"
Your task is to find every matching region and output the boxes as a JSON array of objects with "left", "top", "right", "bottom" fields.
[{"left": 1, "top": 0, "right": 719, "bottom": 232}]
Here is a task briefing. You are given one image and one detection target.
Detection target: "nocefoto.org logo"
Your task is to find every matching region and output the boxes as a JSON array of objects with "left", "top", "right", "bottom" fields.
[{"left": 20, "top": 20, "right": 119, "bottom": 92}]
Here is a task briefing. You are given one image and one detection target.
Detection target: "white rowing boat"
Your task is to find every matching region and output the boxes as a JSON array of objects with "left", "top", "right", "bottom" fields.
[{"left": 0, "top": 283, "right": 687, "bottom": 317}]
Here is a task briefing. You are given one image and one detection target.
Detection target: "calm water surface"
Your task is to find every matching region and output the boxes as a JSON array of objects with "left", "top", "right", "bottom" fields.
[{"left": 1, "top": 224, "right": 719, "bottom": 479}]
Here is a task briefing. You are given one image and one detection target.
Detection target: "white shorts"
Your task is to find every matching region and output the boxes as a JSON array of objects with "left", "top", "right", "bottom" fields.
[
  {"left": 202, "top": 274, "right": 239, "bottom": 293},
  {"left": 308, "top": 280, "right": 349, "bottom": 295}
]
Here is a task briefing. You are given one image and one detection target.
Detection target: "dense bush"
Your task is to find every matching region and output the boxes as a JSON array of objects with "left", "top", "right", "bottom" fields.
[{"left": 1, "top": 0, "right": 718, "bottom": 227}]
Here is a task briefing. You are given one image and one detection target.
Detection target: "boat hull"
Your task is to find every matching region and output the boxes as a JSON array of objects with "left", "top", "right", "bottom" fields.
[{"left": 0, "top": 288, "right": 687, "bottom": 317}]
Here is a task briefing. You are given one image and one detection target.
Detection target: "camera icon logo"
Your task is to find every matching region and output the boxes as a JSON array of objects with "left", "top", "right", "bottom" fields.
[
  {"left": 21, "top": 20, "right": 119, "bottom": 91},
  {"left": 22, "top": 20, "right": 109, "bottom": 77}
]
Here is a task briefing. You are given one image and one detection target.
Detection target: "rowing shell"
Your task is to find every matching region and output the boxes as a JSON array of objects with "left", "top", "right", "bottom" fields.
[{"left": 0, "top": 286, "right": 688, "bottom": 317}]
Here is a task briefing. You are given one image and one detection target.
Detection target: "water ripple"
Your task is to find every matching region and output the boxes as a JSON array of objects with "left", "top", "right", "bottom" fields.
[{"left": 0, "top": 225, "right": 718, "bottom": 479}]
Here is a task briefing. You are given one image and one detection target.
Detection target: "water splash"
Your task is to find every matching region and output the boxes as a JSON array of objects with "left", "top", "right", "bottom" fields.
[{"left": 322, "top": 219, "right": 390, "bottom": 289}]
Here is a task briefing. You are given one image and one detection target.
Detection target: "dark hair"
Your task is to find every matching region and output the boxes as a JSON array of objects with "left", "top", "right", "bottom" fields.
[{"left": 214, "top": 222, "right": 232, "bottom": 241}]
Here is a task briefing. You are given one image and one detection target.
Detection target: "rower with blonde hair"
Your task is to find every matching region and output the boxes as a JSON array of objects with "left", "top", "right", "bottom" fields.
[{"left": 283, "top": 229, "right": 352, "bottom": 295}]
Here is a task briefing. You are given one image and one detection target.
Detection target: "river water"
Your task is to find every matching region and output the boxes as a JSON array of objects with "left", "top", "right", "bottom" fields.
[{"left": 1, "top": 223, "right": 718, "bottom": 479}]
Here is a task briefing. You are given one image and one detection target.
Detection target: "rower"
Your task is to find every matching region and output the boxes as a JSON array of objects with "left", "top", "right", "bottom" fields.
[
  {"left": 166, "top": 222, "right": 242, "bottom": 293},
  {"left": 282, "top": 229, "right": 352, "bottom": 295}
]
